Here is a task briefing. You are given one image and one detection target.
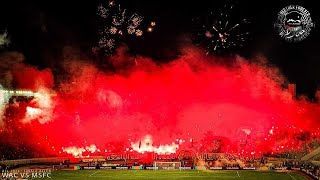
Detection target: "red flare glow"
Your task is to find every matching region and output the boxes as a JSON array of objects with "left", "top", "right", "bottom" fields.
[{"left": 1, "top": 48, "right": 320, "bottom": 158}]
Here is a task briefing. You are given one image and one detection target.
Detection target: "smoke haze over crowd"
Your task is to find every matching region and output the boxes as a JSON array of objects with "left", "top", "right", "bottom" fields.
[{"left": 1, "top": 46, "right": 320, "bottom": 158}]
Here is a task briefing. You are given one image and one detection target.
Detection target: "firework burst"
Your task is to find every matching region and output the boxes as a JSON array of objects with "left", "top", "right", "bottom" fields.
[
  {"left": 0, "top": 30, "right": 10, "bottom": 48},
  {"left": 96, "top": 1, "right": 145, "bottom": 55},
  {"left": 192, "top": 5, "right": 250, "bottom": 55}
]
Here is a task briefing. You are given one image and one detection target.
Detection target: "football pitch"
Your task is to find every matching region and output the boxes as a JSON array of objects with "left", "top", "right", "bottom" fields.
[{"left": 50, "top": 170, "right": 308, "bottom": 179}]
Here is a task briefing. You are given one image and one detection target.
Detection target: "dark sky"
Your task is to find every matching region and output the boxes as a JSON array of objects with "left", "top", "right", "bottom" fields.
[{"left": 0, "top": 0, "right": 319, "bottom": 97}]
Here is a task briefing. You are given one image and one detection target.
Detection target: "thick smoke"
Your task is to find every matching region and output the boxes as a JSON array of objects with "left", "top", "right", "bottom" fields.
[
  {"left": 0, "top": 52, "right": 25, "bottom": 87},
  {"left": 23, "top": 88, "right": 56, "bottom": 124},
  {"left": 0, "top": 52, "right": 24, "bottom": 126},
  {"left": 1, "top": 46, "right": 320, "bottom": 159},
  {"left": 0, "top": 52, "right": 55, "bottom": 126}
]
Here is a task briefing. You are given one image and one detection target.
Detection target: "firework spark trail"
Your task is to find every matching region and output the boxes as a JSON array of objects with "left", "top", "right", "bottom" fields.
[
  {"left": 1, "top": 48, "right": 320, "bottom": 158},
  {"left": 193, "top": 5, "right": 250, "bottom": 54},
  {"left": 228, "top": 24, "right": 239, "bottom": 32}
]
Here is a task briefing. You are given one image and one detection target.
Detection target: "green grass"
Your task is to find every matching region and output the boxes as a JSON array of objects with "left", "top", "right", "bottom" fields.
[{"left": 49, "top": 170, "right": 307, "bottom": 180}]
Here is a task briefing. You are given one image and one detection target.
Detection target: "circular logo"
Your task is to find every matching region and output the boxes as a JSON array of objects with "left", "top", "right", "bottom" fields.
[{"left": 275, "top": 5, "right": 314, "bottom": 42}]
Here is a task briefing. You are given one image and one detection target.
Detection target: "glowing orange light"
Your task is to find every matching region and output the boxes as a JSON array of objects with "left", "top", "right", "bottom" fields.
[{"left": 147, "top": 27, "right": 153, "bottom": 32}]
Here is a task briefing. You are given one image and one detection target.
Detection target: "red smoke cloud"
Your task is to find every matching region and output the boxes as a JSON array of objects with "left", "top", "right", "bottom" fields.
[
  {"left": 1, "top": 47, "right": 320, "bottom": 158},
  {"left": 12, "top": 65, "right": 54, "bottom": 90}
]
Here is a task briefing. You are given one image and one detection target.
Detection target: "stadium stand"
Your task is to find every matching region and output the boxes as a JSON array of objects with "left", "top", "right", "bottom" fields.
[{"left": 301, "top": 147, "right": 320, "bottom": 161}]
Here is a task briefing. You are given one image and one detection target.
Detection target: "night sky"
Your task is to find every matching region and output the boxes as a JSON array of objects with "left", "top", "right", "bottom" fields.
[{"left": 0, "top": 0, "right": 319, "bottom": 97}]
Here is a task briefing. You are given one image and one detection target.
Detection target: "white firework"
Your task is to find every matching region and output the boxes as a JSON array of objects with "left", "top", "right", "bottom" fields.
[
  {"left": 193, "top": 5, "right": 250, "bottom": 54},
  {"left": 96, "top": 1, "right": 145, "bottom": 55},
  {"left": 0, "top": 30, "right": 10, "bottom": 47},
  {"left": 127, "top": 26, "right": 136, "bottom": 34},
  {"left": 112, "top": 6, "right": 126, "bottom": 26},
  {"left": 129, "top": 14, "right": 143, "bottom": 28},
  {"left": 106, "top": 39, "right": 115, "bottom": 49},
  {"left": 204, "top": 17, "right": 249, "bottom": 52},
  {"left": 109, "top": 26, "right": 118, "bottom": 34},
  {"left": 135, "top": 29, "right": 143, "bottom": 37},
  {"left": 97, "top": 4, "right": 109, "bottom": 18}
]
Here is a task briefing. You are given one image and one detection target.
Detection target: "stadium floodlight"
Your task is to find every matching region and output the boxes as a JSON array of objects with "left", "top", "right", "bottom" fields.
[
  {"left": 153, "top": 162, "right": 182, "bottom": 170},
  {"left": 1, "top": 89, "right": 36, "bottom": 97}
]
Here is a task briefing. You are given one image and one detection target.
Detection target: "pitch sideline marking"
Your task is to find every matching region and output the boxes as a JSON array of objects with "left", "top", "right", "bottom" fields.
[
  {"left": 89, "top": 170, "right": 101, "bottom": 177},
  {"left": 236, "top": 171, "right": 240, "bottom": 177},
  {"left": 88, "top": 175, "right": 209, "bottom": 178},
  {"left": 287, "top": 172, "right": 296, "bottom": 180}
]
